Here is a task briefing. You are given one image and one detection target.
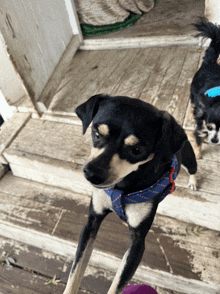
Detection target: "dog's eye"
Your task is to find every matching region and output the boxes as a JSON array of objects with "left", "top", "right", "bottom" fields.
[
  {"left": 207, "top": 126, "right": 213, "bottom": 131},
  {"left": 131, "top": 147, "right": 142, "bottom": 156},
  {"left": 94, "top": 131, "right": 100, "bottom": 139}
]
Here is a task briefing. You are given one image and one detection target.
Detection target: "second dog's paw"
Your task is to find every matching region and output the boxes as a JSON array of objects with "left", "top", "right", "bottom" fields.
[{"left": 188, "top": 175, "right": 197, "bottom": 191}]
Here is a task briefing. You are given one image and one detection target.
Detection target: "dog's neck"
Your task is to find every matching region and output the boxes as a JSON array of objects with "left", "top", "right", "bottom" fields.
[{"left": 114, "top": 158, "right": 173, "bottom": 195}]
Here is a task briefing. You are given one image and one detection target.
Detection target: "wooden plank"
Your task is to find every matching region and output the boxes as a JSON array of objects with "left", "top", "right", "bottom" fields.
[
  {"left": 139, "top": 47, "right": 178, "bottom": 104},
  {"left": 80, "top": 49, "right": 130, "bottom": 99},
  {"left": 49, "top": 49, "right": 107, "bottom": 112},
  {"left": 0, "top": 236, "right": 183, "bottom": 294},
  {"left": 0, "top": 178, "right": 219, "bottom": 284},
  {"left": 7, "top": 159, "right": 91, "bottom": 196},
  {"left": 151, "top": 47, "right": 188, "bottom": 112},
  {"left": 0, "top": 217, "right": 219, "bottom": 294},
  {"left": 111, "top": 47, "right": 163, "bottom": 98},
  {"left": 158, "top": 187, "right": 220, "bottom": 231},
  {"left": 165, "top": 47, "right": 202, "bottom": 126},
  {"left": 0, "top": 192, "right": 62, "bottom": 235},
  {"left": 81, "top": 36, "right": 198, "bottom": 50},
  {"left": 153, "top": 215, "right": 220, "bottom": 285},
  {"left": 0, "top": 266, "right": 65, "bottom": 294},
  {"left": 0, "top": 236, "right": 66, "bottom": 280},
  {"left": 54, "top": 207, "right": 220, "bottom": 282},
  {"left": 0, "top": 172, "right": 91, "bottom": 209},
  {"left": 0, "top": 112, "right": 31, "bottom": 164},
  {"left": 8, "top": 119, "right": 91, "bottom": 165},
  {"left": 99, "top": 48, "right": 140, "bottom": 95},
  {"left": 39, "top": 34, "right": 81, "bottom": 110}
]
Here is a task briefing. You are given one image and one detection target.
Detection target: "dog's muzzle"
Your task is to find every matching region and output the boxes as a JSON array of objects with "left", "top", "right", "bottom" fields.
[{"left": 83, "top": 163, "right": 108, "bottom": 186}]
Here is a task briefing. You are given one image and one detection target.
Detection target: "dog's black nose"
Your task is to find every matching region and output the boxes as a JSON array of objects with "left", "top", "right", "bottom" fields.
[
  {"left": 211, "top": 137, "right": 218, "bottom": 144},
  {"left": 83, "top": 165, "right": 107, "bottom": 185}
]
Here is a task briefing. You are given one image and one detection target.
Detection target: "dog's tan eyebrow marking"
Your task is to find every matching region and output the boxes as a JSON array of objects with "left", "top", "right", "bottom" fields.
[
  {"left": 217, "top": 54, "right": 220, "bottom": 65},
  {"left": 124, "top": 135, "right": 139, "bottom": 146},
  {"left": 98, "top": 124, "right": 109, "bottom": 136}
]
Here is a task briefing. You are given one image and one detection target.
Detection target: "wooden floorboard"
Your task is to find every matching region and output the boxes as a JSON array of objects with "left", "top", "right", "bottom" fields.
[
  {"left": 0, "top": 174, "right": 219, "bottom": 287},
  {"left": 0, "top": 236, "right": 186, "bottom": 294},
  {"left": 98, "top": 48, "right": 140, "bottom": 95},
  {"left": 110, "top": 47, "right": 162, "bottom": 98},
  {"left": 49, "top": 45, "right": 205, "bottom": 129}
]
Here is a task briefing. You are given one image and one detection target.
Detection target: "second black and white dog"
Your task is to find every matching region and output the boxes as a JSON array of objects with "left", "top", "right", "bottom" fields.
[
  {"left": 190, "top": 18, "right": 220, "bottom": 158},
  {"left": 63, "top": 94, "right": 197, "bottom": 294}
]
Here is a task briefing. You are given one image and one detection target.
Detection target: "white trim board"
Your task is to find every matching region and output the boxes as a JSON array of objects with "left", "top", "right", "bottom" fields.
[{"left": 80, "top": 35, "right": 199, "bottom": 50}]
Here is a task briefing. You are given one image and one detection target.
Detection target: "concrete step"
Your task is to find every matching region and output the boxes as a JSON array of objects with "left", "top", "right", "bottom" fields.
[
  {"left": 3, "top": 117, "right": 220, "bottom": 231},
  {"left": 0, "top": 172, "right": 219, "bottom": 294}
]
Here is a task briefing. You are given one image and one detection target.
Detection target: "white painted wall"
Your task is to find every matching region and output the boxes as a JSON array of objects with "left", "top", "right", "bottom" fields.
[
  {"left": 205, "top": 0, "right": 220, "bottom": 24},
  {"left": 0, "top": 90, "right": 13, "bottom": 121},
  {"left": 0, "top": 32, "right": 27, "bottom": 106},
  {"left": 0, "top": 0, "right": 81, "bottom": 106}
]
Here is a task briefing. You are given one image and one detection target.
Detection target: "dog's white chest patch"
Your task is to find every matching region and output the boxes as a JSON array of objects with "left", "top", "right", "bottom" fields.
[
  {"left": 92, "top": 188, "right": 113, "bottom": 214},
  {"left": 125, "top": 201, "right": 153, "bottom": 228}
]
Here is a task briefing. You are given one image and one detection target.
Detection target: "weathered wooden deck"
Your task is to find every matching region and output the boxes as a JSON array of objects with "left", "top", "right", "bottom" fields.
[
  {"left": 48, "top": 45, "right": 203, "bottom": 127},
  {"left": 0, "top": 45, "right": 220, "bottom": 293}
]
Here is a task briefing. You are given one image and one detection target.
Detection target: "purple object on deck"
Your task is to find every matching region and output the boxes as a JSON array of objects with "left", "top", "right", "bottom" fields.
[{"left": 123, "top": 284, "right": 158, "bottom": 294}]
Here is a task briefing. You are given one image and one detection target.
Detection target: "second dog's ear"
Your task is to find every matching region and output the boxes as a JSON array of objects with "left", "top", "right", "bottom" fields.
[
  {"left": 154, "top": 111, "right": 187, "bottom": 171},
  {"left": 195, "top": 95, "right": 209, "bottom": 119},
  {"left": 75, "top": 94, "right": 108, "bottom": 134}
]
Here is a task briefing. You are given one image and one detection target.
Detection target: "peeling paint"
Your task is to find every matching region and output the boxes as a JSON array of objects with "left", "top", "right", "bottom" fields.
[
  {"left": 42, "top": 251, "right": 56, "bottom": 260},
  {"left": 5, "top": 13, "right": 16, "bottom": 38}
]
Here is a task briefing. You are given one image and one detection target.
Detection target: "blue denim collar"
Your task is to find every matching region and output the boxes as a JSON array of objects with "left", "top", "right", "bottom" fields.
[
  {"left": 205, "top": 86, "right": 220, "bottom": 98},
  {"left": 104, "top": 155, "right": 178, "bottom": 222}
]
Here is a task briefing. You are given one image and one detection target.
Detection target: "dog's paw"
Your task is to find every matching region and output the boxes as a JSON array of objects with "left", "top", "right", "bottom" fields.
[{"left": 188, "top": 174, "right": 197, "bottom": 191}]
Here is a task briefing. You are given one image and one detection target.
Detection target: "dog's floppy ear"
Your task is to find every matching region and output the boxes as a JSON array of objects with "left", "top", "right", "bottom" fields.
[
  {"left": 154, "top": 111, "right": 187, "bottom": 171},
  {"left": 75, "top": 94, "right": 108, "bottom": 134}
]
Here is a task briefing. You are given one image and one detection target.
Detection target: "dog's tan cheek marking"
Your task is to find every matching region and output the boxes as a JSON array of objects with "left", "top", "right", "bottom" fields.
[
  {"left": 98, "top": 124, "right": 109, "bottom": 136},
  {"left": 124, "top": 135, "right": 139, "bottom": 146},
  {"left": 89, "top": 147, "right": 105, "bottom": 160},
  {"left": 198, "top": 120, "right": 208, "bottom": 137},
  {"left": 110, "top": 153, "right": 154, "bottom": 180}
]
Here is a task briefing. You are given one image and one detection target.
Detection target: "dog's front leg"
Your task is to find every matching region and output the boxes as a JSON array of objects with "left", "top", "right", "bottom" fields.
[
  {"left": 63, "top": 199, "right": 109, "bottom": 294},
  {"left": 108, "top": 204, "right": 157, "bottom": 294}
]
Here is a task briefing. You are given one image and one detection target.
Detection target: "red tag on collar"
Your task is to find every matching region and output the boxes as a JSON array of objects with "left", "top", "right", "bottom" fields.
[{"left": 169, "top": 166, "right": 175, "bottom": 194}]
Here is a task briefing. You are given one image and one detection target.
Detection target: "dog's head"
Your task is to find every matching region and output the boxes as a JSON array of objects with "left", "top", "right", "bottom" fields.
[
  {"left": 196, "top": 94, "right": 220, "bottom": 144},
  {"left": 76, "top": 94, "right": 187, "bottom": 189}
]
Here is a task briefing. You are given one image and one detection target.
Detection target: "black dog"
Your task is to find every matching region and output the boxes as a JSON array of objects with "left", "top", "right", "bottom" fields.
[
  {"left": 190, "top": 18, "right": 220, "bottom": 158},
  {"left": 64, "top": 94, "right": 197, "bottom": 294}
]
